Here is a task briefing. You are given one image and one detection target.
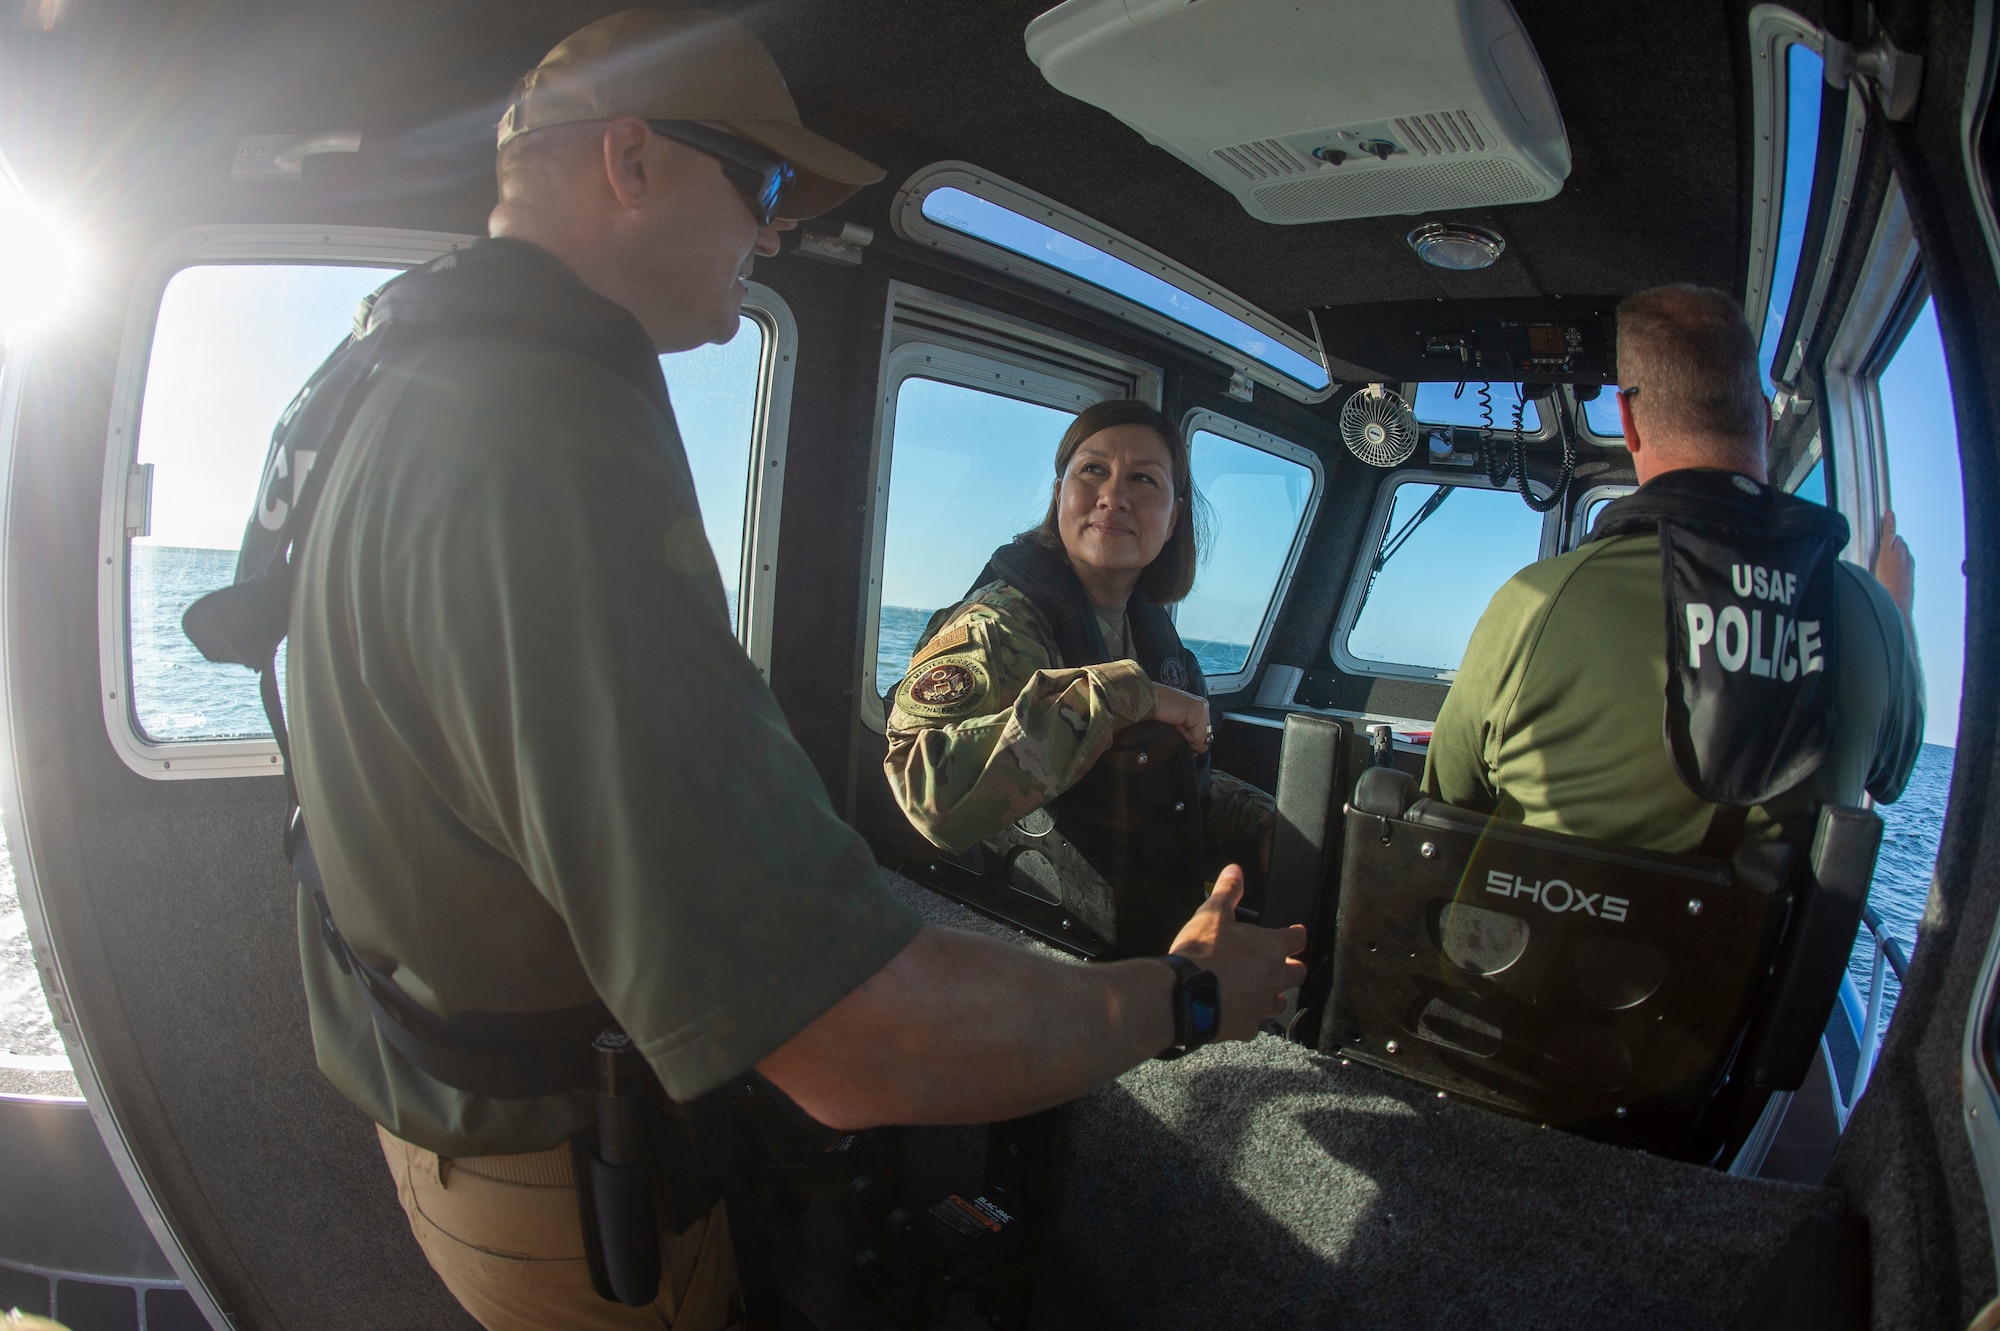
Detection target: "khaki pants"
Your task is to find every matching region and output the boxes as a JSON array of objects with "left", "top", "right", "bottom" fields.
[{"left": 378, "top": 1125, "right": 739, "bottom": 1331}]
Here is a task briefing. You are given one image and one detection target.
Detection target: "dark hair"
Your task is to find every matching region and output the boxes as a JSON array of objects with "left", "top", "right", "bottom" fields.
[
  {"left": 1020, "top": 399, "right": 1208, "bottom": 604},
  {"left": 1615, "top": 284, "right": 1769, "bottom": 467}
]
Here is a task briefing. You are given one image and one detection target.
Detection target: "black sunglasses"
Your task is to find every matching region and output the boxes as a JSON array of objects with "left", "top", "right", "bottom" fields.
[{"left": 646, "top": 120, "right": 795, "bottom": 226}]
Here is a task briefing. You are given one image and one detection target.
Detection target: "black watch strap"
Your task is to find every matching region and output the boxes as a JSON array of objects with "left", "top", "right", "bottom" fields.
[{"left": 1155, "top": 954, "right": 1220, "bottom": 1061}]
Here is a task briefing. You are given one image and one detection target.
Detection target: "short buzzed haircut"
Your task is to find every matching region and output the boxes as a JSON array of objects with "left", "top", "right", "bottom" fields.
[
  {"left": 1616, "top": 284, "right": 1768, "bottom": 465},
  {"left": 495, "top": 121, "right": 605, "bottom": 203}
]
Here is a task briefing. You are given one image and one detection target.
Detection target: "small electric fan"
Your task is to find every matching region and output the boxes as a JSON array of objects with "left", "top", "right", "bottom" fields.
[{"left": 1339, "top": 383, "right": 1419, "bottom": 467}]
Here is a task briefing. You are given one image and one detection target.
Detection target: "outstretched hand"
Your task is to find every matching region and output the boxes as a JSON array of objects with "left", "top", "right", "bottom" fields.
[
  {"left": 1873, "top": 509, "right": 1916, "bottom": 623},
  {"left": 1167, "top": 865, "right": 1307, "bottom": 1042},
  {"left": 1149, "top": 683, "right": 1211, "bottom": 753}
]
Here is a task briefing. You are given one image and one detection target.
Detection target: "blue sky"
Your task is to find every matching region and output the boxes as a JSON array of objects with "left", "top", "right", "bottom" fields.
[
  {"left": 874, "top": 376, "right": 1315, "bottom": 666},
  {"left": 135, "top": 261, "right": 762, "bottom": 590},
  {"left": 1878, "top": 301, "right": 1964, "bottom": 747},
  {"left": 922, "top": 186, "right": 1329, "bottom": 391}
]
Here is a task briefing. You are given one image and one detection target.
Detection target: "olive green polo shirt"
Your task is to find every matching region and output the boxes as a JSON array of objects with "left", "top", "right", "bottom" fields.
[
  {"left": 289, "top": 330, "right": 921, "bottom": 1157},
  {"left": 1422, "top": 531, "right": 1923, "bottom": 852}
]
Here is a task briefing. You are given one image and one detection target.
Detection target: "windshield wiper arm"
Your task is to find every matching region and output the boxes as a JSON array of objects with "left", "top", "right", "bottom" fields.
[{"left": 1373, "top": 485, "right": 1453, "bottom": 573}]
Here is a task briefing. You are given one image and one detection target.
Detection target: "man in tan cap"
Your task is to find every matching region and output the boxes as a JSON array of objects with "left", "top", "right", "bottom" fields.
[{"left": 272, "top": 9, "right": 1304, "bottom": 1330}]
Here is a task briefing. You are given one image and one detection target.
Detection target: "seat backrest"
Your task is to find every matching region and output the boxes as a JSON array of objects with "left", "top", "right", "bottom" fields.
[
  {"left": 1318, "top": 768, "right": 1879, "bottom": 1159},
  {"left": 1259, "top": 712, "right": 1350, "bottom": 951}
]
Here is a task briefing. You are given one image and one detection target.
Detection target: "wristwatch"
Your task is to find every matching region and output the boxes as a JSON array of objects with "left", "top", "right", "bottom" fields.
[{"left": 1154, "top": 954, "right": 1221, "bottom": 1060}]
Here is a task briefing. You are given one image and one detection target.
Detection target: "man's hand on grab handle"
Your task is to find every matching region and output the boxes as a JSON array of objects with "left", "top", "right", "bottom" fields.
[
  {"left": 1873, "top": 508, "right": 1916, "bottom": 624},
  {"left": 1149, "top": 683, "right": 1211, "bottom": 753},
  {"left": 1166, "top": 865, "right": 1308, "bottom": 1041}
]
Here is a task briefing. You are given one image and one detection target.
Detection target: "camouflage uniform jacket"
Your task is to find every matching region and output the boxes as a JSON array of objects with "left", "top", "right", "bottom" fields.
[{"left": 884, "top": 579, "right": 1274, "bottom": 865}]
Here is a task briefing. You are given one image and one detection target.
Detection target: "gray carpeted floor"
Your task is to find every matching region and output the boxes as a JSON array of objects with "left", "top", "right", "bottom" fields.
[{"left": 873, "top": 870, "right": 1837, "bottom": 1331}]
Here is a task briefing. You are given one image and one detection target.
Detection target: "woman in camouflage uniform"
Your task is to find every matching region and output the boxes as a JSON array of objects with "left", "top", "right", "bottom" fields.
[{"left": 884, "top": 399, "right": 1274, "bottom": 874}]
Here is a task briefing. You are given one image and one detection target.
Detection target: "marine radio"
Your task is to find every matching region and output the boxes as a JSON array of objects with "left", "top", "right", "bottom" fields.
[{"left": 1313, "top": 297, "right": 1619, "bottom": 384}]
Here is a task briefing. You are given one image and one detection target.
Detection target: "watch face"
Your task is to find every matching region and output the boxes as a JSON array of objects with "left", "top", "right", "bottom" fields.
[{"left": 1189, "top": 975, "right": 1221, "bottom": 1040}]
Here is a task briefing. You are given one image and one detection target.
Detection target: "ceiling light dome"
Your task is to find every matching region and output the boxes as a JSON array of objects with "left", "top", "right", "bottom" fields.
[{"left": 1407, "top": 222, "right": 1506, "bottom": 271}]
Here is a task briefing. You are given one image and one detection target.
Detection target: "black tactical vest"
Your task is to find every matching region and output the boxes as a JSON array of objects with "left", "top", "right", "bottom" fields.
[
  {"left": 968, "top": 536, "right": 1212, "bottom": 784},
  {"left": 924, "top": 538, "right": 1209, "bottom": 957},
  {"left": 1589, "top": 469, "right": 1851, "bottom": 807}
]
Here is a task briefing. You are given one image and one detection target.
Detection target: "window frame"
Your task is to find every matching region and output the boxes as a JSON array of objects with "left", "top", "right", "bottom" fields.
[
  {"left": 97, "top": 226, "right": 798, "bottom": 780},
  {"left": 892, "top": 162, "right": 1332, "bottom": 403},
  {"left": 1328, "top": 468, "right": 1563, "bottom": 684},
  {"left": 1742, "top": 6, "right": 1826, "bottom": 347},
  {"left": 1565, "top": 482, "right": 1637, "bottom": 550},
  {"left": 1176, "top": 408, "right": 1323, "bottom": 694},
  {"left": 1820, "top": 181, "right": 1923, "bottom": 567},
  {"left": 1576, "top": 388, "right": 1626, "bottom": 443},
  {"left": 859, "top": 282, "right": 1162, "bottom": 733},
  {"left": 1745, "top": 6, "right": 1872, "bottom": 403}
]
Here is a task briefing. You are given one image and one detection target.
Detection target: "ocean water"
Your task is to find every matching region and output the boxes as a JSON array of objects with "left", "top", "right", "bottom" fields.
[
  {"left": 875, "top": 603, "right": 1247, "bottom": 691},
  {"left": 0, "top": 583, "right": 1953, "bottom": 1073},
  {"left": 129, "top": 544, "right": 273, "bottom": 741},
  {"left": 1848, "top": 742, "right": 1954, "bottom": 1010}
]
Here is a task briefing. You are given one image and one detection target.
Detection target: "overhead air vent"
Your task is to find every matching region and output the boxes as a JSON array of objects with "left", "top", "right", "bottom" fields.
[
  {"left": 1026, "top": 0, "right": 1570, "bottom": 225},
  {"left": 1256, "top": 158, "right": 1545, "bottom": 224},
  {"left": 1211, "top": 139, "right": 1312, "bottom": 182}
]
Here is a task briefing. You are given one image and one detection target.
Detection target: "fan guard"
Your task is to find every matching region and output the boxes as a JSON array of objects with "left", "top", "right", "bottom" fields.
[{"left": 1340, "top": 384, "right": 1418, "bottom": 467}]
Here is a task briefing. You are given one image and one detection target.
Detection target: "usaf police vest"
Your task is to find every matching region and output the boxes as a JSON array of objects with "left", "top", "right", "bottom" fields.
[{"left": 1589, "top": 469, "right": 1852, "bottom": 807}]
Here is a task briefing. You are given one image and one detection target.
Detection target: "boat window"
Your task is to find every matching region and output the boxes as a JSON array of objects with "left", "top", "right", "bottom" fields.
[
  {"left": 1856, "top": 296, "right": 1961, "bottom": 1015},
  {"left": 1412, "top": 381, "right": 1541, "bottom": 433},
  {"left": 129, "top": 263, "right": 398, "bottom": 745},
  {"left": 108, "top": 232, "right": 793, "bottom": 779},
  {"left": 1566, "top": 483, "right": 1636, "bottom": 549},
  {"left": 1794, "top": 456, "right": 1828, "bottom": 504},
  {"left": 663, "top": 318, "right": 769, "bottom": 642},
  {"left": 894, "top": 166, "right": 1330, "bottom": 400},
  {"left": 874, "top": 377, "right": 1078, "bottom": 692},
  {"left": 1758, "top": 41, "right": 1825, "bottom": 390},
  {"left": 861, "top": 286, "right": 1162, "bottom": 727},
  {"left": 1177, "top": 413, "right": 1321, "bottom": 683},
  {"left": 1333, "top": 475, "right": 1557, "bottom": 682},
  {"left": 1579, "top": 392, "right": 1622, "bottom": 438}
]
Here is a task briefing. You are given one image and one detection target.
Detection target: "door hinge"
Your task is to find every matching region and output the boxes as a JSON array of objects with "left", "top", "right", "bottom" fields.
[{"left": 124, "top": 462, "right": 153, "bottom": 539}]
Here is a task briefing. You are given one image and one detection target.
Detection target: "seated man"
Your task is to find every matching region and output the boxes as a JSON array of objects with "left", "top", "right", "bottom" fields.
[{"left": 1424, "top": 283, "right": 1924, "bottom": 851}]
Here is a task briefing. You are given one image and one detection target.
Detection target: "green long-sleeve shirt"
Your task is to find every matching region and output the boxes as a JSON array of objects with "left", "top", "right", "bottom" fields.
[{"left": 1422, "top": 530, "right": 1924, "bottom": 852}]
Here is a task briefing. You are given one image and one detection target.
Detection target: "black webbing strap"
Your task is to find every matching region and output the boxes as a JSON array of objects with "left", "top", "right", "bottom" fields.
[
  {"left": 291, "top": 825, "right": 614, "bottom": 1099},
  {"left": 1699, "top": 804, "right": 1754, "bottom": 857}
]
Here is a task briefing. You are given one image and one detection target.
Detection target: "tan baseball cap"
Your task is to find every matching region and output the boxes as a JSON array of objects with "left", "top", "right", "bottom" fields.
[{"left": 496, "top": 8, "right": 885, "bottom": 221}]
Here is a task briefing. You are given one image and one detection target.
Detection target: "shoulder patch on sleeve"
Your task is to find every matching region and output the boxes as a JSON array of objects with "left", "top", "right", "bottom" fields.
[
  {"left": 894, "top": 653, "right": 992, "bottom": 721},
  {"left": 911, "top": 621, "right": 972, "bottom": 668}
]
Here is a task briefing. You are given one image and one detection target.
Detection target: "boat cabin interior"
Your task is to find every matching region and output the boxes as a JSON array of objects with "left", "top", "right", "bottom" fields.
[{"left": 2, "top": 0, "right": 1998, "bottom": 1327}]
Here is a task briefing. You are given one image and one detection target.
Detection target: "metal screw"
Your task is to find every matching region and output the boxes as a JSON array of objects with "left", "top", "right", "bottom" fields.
[
  {"left": 1173, "top": 802, "right": 1186, "bottom": 814},
  {"left": 1060, "top": 918, "right": 1073, "bottom": 931},
  {"left": 1687, "top": 898, "right": 1704, "bottom": 916},
  {"left": 1385, "top": 1040, "right": 1399, "bottom": 1054},
  {"left": 1420, "top": 841, "right": 1437, "bottom": 859},
  {"left": 1136, "top": 752, "right": 1149, "bottom": 765},
  {"left": 1614, "top": 1106, "right": 1628, "bottom": 1119}
]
